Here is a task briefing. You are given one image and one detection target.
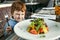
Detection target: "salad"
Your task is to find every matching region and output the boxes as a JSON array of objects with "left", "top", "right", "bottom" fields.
[{"left": 27, "top": 18, "right": 48, "bottom": 35}]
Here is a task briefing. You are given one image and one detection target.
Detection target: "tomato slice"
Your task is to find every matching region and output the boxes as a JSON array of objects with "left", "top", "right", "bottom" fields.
[
  {"left": 30, "top": 29, "right": 38, "bottom": 34},
  {"left": 46, "top": 27, "right": 48, "bottom": 31},
  {"left": 39, "top": 28, "right": 44, "bottom": 33}
]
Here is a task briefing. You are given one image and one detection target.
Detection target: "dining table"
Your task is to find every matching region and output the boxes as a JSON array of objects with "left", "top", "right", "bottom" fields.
[
  {"left": 6, "top": 13, "right": 60, "bottom": 40},
  {"left": 37, "top": 7, "right": 55, "bottom": 15}
]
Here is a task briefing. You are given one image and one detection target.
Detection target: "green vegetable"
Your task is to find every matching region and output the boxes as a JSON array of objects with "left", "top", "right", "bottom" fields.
[
  {"left": 35, "top": 24, "right": 41, "bottom": 31},
  {"left": 40, "top": 35, "right": 45, "bottom": 38},
  {"left": 30, "top": 18, "right": 44, "bottom": 32},
  {"left": 30, "top": 22, "right": 35, "bottom": 26}
]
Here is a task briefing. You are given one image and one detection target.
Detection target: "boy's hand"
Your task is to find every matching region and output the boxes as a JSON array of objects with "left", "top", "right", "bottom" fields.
[{"left": 6, "top": 26, "right": 12, "bottom": 33}]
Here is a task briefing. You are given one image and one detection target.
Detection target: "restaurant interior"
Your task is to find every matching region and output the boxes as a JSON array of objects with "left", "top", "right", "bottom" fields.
[{"left": 0, "top": 0, "right": 60, "bottom": 40}]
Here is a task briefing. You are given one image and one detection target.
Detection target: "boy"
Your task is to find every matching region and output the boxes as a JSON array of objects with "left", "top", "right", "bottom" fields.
[{"left": 4, "top": 1, "right": 26, "bottom": 37}]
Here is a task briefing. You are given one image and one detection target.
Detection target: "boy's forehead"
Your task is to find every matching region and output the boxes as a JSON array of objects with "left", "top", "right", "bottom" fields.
[
  {"left": 14, "top": 11, "right": 21, "bottom": 12},
  {"left": 14, "top": 11, "right": 25, "bottom": 14}
]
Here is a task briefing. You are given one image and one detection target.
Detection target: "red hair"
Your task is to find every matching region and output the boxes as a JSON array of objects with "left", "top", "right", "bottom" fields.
[{"left": 11, "top": 1, "right": 26, "bottom": 15}]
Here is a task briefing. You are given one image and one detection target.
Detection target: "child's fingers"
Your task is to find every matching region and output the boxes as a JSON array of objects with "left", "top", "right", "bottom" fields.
[
  {"left": 6, "top": 27, "right": 12, "bottom": 32},
  {"left": 6, "top": 29, "right": 12, "bottom": 33},
  {"left": 6, "top": 28, "right": 12, "bottom": 31},
  {"left": 6, "top": 26, "right": 12, "bottom": 30}
]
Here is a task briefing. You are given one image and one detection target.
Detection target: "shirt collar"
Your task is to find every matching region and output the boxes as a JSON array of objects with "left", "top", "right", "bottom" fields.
[{"left": 10, "top": 18, "right": 18, "bottom": 22}]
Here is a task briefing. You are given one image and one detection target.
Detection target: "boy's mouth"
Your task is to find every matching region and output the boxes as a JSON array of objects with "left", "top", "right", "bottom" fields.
[{"left": 16, "top": 17, "right": 24, "bottom": 22}]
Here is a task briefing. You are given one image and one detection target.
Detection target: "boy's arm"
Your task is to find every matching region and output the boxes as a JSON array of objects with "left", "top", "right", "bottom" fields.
[
  {"left": 4, "top": 23, "right": 8, "bottom": 31},
  {"left": 4, "top": 22, "right": 12, "bottom": 37},
  {"left": 4, "top": 22, "right": 8, "bottom": 37}
]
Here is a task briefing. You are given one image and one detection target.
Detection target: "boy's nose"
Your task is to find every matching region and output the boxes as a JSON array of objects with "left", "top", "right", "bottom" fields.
[{"left": 17, "top": 16, "right": 20, "bottom": 19}]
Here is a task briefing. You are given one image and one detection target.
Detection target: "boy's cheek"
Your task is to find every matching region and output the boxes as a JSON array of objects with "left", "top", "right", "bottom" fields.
[
  {"left": 13, "top": 15, "right": 25, "bottom": 22},
  {"left": 14, "top": 15, "right": 19, "bottom": 19},
  {"left": 21, "top": 15, "right": 25, "bottom": 20}
]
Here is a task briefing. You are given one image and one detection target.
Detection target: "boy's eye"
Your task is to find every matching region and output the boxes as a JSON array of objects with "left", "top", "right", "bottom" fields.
[
  {"left": 16, "top": 13, "right": 19, "bottom": 15},
  {"left": 20, "top": 10, "right": 23, "bottom": 12},
  {"left": 21, "top": 10, "right": 25, "bottom": 12},
  {"left": 21, "top": 10, "right": 24, "bottom": 12}
]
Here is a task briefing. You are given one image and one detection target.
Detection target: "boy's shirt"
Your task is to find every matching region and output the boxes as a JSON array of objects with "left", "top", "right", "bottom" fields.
[
  {"left": 4, "top": 18, "right": 18, "bottom": 37},
  {"left": 8, "top": 18, "right": 18, "bottom": 30},
  {"left": 4, "top": 18, "right": 18, "bottom": 31}
]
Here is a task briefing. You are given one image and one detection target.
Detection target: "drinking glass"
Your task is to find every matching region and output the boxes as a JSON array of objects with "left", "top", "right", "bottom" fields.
[{"left": 55, "top": 5, "right": 60, "bottom": 22}]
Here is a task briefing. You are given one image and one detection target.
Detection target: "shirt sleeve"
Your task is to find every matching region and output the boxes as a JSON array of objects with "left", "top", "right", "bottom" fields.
[
  {"left": 4, "top": 22, "right": 9, "bottom": 37},
  {"left": 4, "top": 22, "right": 8, "bottom": 31}
]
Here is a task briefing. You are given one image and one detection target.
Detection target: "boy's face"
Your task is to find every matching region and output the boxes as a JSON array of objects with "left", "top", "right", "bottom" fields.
[{"left": 13, "top": 10, "right": 25, "bottom": 22}]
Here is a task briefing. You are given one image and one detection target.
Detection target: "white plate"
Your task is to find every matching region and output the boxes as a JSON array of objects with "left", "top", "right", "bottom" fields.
[{"left": 14, "top": 19, "right": 60, "bottom": 40}]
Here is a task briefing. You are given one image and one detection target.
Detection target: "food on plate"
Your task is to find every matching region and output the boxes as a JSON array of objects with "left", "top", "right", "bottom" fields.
[{"left": 27, "top": 18, "right": 49, "bottom": 35}]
